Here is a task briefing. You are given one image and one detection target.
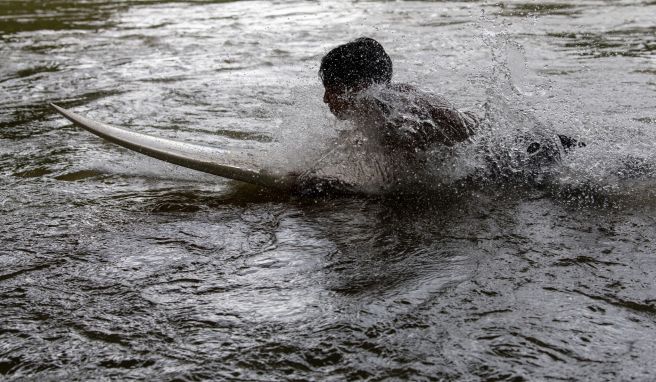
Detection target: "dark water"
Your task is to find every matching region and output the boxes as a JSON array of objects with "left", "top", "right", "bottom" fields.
[{"left": 2, "top": 1, "right": 656, "bottom": 380}]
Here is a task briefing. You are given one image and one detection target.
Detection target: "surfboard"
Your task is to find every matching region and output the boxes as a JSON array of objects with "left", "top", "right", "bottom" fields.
[{"left": 50, "top": 104, "right": 296, "bottom": 191}]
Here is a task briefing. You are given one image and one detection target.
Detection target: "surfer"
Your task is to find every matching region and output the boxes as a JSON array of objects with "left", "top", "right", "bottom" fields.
[
  {"left": 311, "top": 37, "right": 585, "bottom": 188},
  {"left": 319, "top": 37, "right": 478, "bottom": 155}
]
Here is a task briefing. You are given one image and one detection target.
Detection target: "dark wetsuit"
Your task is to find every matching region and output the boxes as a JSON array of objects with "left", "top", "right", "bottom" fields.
[
  {"left": 558, "top": 134, "right": 586, "bottom": 152},
  {"left": 483, "top": 132, "right": 585, "bottom": 181}
]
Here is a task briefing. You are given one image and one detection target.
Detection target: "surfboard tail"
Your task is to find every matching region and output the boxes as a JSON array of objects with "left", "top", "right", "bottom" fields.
[{"left": 50, "top": 103, "right": 295, "bottom": 191}]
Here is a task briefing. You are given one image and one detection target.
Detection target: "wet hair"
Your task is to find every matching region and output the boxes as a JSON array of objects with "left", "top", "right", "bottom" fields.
[{"left": 319, "top": 37, "right": 393, "bottom": 90}]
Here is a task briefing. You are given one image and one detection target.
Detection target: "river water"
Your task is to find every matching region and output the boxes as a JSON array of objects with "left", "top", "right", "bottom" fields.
[{"left": 2, "top": 0, "right": 656, "bottom": 380}]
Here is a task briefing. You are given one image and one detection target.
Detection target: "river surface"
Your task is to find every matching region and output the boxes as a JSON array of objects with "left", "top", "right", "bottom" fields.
[{"left": 2, "top": 0, "right": 656, "bottom": 380}]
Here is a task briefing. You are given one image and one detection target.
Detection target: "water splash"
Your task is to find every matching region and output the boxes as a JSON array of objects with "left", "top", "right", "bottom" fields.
[
  {"left": 422, "top": 15, "right": 656, "bottom": 204},
  {"left": 264, "top": 8, "right": 656, "bottom": 202}
]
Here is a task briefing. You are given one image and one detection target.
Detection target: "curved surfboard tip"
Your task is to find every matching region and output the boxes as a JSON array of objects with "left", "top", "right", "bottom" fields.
[
  {"left": 51, "top": 103, "right": 79, "bottom": 124},
  {"left": 49, "top": 103, "right": 298, "bottom": 191},
  {"left": 50, "top": 103, "right": 68, "bottom": 116},
  {"left": 51, "top": 103, "right": 86, "bottom": 126}
]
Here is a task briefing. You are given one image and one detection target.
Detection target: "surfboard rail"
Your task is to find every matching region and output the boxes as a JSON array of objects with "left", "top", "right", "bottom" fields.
[{"left": 50, "top": 103, "right": 296, "bottom": 191}]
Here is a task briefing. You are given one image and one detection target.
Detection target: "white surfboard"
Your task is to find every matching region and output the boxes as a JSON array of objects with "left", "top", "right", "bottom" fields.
[{"left": 50, "top": 104, "right": 296, "bottom": 191}]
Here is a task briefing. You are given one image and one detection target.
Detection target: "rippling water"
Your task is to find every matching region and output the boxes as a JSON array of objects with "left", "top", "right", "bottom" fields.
[{"left": 2, "top": 1, "right": 656, "bottom": 380}]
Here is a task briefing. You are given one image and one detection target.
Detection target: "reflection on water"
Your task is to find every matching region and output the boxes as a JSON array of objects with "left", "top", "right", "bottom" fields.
[
  {"left": 492, "top": 2, "right": 581, "bottom": 17},
  {"left": 2, "top": 0, "right": 656, "bottom": 380},
  {"left": 0, "top": 1, "right": 116, "bottom": 34}
]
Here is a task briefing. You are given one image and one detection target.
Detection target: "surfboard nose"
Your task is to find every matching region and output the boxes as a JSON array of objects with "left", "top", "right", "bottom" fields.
[{"left": 49, "top": 103, "right": 296, "bottom": 191}]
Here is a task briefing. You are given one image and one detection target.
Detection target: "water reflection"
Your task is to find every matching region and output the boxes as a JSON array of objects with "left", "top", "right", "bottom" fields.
[
  {"left": 551, "top": 27, "right": 656, "bottom": 58},
  {"left": 0, "top": 1, "right": 116, "bottom": 35},
  {"left": 2, "top": 0, "right": 656, "bottom": 380},
  {"left": 492, "top": 2, "right": 581, "bottom": 17}
]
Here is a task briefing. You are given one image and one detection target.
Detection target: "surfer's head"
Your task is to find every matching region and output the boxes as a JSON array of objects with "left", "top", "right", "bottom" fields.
[{"left": 320, "top": 37, "right": 392, "bottom": 119}]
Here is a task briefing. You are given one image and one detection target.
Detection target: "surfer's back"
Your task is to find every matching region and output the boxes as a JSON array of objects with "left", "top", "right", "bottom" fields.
[{"left": 351, "top": 83, "right": 478, "bottom": 153}]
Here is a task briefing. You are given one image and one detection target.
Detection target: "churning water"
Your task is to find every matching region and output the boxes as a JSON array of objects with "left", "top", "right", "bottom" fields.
[{"left": 1, "top": 1, "right": 656, "bottom": 380}]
